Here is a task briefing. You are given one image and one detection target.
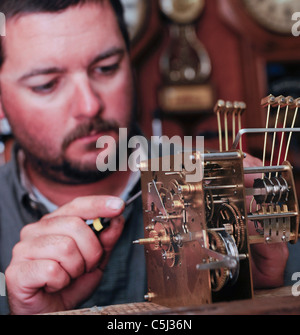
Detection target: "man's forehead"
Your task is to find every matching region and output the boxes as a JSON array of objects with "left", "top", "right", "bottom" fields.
[
  {"left": 1, "top": 1, "right": 125, "bottom": 74},
  {"left": 6, "top": 1, "right": 113, "bottom": 37}
]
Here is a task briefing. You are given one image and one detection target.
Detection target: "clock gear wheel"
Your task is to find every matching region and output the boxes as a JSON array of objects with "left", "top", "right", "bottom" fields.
[
  {"left": 207, "top": 231, "right": 229, "bottom": 292},
  {"left": 216, "top": 203, "right": 245, "bottom": 251},
  {"left": 207, "top": 230, "right": 240, "bottom": 292}
]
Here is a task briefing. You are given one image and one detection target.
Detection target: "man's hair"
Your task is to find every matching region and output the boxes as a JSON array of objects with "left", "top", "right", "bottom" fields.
[{"left": 0, "top": 0, "right": 130, "bottom": 68}]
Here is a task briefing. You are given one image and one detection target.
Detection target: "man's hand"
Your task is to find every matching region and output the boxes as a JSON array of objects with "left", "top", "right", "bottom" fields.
[
  {"left": 248, "top": 224, "right": 289, "bottom": 288},
  {"left": 5, "top": 196, "right": 125, "bottom": 315},
  {"left": 243, "top": 153, "right": 289, "bottom": 288}
]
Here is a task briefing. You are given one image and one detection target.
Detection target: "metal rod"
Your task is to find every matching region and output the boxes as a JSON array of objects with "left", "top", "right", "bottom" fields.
[
  {"left": 284, "top": 105, "right": 299, "bottom": 162},
  {"left": 238, "top": 112, "right": 243, "bottom": 151},
  {"left": 243, "top": 165, "right": 289, "bottom": 174},
  {"left": 217, "top": 112, "right": 223, "bottom": 152},
  {"left": 224, "top": 111, "right": 229, "bottom": 151},
  {"left": 262, "top": 103, "right": 272, "bottom": 178},
  {"left": 207, "top": 228, "right": 226, "bottom": 232},
  {"left": 248, "top": 212, "right": 298, "bottom": 220},
  {"left": 232, "top": 111, "right": 236, "bottom": 143},
  {"left": 204, "top": 184, "right": 238, "bottom": 190},
  {"left": 125, "top": 190, "right": 142, "bottom": 206},
  {"left": 269, "top": 104, "right": 281, "bottom": 178},
  {"left": 203, "top": 151, "right": 241, "bottom": 161},
  {"left": 214, "top": 100, "right": 225, "bottom": 153},
  {"left": 276, "top": 105, "right": 290, "bottom": 173},
  {"left": 232, "top": 128, "right": 300, "bottom": 150}
]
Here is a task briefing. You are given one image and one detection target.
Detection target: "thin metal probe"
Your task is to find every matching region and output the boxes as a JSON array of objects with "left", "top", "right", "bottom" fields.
[
  {"left": 269, "top": 103, "right": 281, "bottom": 178},
  {"left": 262, "top": 102, "right": 271, "bottom": 178},
  {"left": 284, "top": 103, "right": 299, "bottom": 162}
]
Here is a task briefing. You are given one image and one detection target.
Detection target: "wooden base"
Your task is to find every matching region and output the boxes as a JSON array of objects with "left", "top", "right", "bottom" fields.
[{"left": 45, "top": 286, "right": 300, "bottom": 315}]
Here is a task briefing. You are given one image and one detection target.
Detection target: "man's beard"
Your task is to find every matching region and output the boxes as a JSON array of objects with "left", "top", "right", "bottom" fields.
[{"left": 18, "top": 117, "right": 123, "bottom": 185}]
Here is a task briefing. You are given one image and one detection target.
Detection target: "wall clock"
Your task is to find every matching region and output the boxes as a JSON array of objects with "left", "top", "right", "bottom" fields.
[
  {"left": 158, "top": 0, "right": 205, "bottom": 24},
  {"left": 120, "top": 0, "right": 150, "bottom": 45},
  {"left": 242, "top": 0, "right": 300, "bottom": 35}
]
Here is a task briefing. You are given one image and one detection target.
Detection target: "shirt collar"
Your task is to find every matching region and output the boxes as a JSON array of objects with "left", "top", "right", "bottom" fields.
[{"left": 16, "top": 147, "right": 141, "bottom": 214}]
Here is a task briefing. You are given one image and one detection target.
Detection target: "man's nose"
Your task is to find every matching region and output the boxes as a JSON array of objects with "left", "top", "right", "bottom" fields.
[{"left": 72, "top": 77, "right": 103, "bottom": 119}]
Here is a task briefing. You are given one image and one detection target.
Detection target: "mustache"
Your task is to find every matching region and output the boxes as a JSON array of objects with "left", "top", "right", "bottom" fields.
[{"left": 62, "top": 118, "right": 120, "bottom": 151}]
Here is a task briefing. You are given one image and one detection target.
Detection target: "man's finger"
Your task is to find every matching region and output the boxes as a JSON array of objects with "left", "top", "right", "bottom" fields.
[
  {"left": 20, "top": 216, "right": 102, "bottom": 273},
  {"left": 11, "top": 235, "right": 86, "bottom": 279},
  {"left": 98, "top": 216, "right": 125, "bottom": 270},
  {"left": 6, "top": 260, "right": 71, "bottom": 314},
  {"left": 45, "top": 196, "right": 125, "bottom": 220}
]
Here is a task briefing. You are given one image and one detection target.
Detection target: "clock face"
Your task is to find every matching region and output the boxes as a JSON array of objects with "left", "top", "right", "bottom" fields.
[
  {"left": 243, "top": 0, "right": 300, "bottom": 34},
  {"left": 159, "top": 0, "right": 205, "bottom": 24},
  {"left": 120, "top": 0, "right": 150, "bottom": 43}
]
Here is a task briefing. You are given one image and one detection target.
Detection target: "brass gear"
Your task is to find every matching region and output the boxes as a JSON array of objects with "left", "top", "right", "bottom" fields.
[
  {"left": 205, "top": 189, "right": 214, "bottom": 223},
  {"left": 162, "top": 245, "right": 176, "bottom": 268},
  {"left": 208, "top": 231, "right": 226, "bottom": 254},
  {"left": 216, "top": 203, "right": 246, "bottom": 251},
  {"left": 207, "top": 231, "right": 229, "bottom": 292}
]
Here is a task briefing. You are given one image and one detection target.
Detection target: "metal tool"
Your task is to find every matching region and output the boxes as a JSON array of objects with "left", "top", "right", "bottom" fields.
[{"left": 87, "top": 190, "right": 142, "bottom": 235}]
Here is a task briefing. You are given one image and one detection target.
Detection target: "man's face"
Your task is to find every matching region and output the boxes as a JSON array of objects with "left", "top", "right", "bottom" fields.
[{"left": 0, "top": 1, "right": 134, "bottom": 183}]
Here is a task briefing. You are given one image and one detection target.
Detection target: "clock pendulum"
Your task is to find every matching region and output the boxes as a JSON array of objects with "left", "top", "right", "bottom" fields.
[{"left": 157, "top": 0, "right": 215, "bottom": 117}]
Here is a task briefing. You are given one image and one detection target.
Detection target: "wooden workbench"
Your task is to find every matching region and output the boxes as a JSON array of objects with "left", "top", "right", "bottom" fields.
[{"left": 48, "top": 286, "right": 300, "bottom": 315}]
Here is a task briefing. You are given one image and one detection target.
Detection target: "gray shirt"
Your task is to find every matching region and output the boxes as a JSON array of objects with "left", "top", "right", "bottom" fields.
[{"left": 0, "top": 146, "right": 147, "bottom": 314}]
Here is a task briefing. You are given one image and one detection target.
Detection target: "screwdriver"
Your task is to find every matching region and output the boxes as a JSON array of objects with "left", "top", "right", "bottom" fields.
[{"left": 87, "top": 190, "right": 142, "bottom": 235}]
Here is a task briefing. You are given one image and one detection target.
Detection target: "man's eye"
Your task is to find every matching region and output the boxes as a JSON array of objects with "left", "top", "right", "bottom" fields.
[
  {"left": 94, "top": 63, "right": 119, "bottom": 75},
  {"left": 31, "top": 80, "right": 57, "bottom": 93}
]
